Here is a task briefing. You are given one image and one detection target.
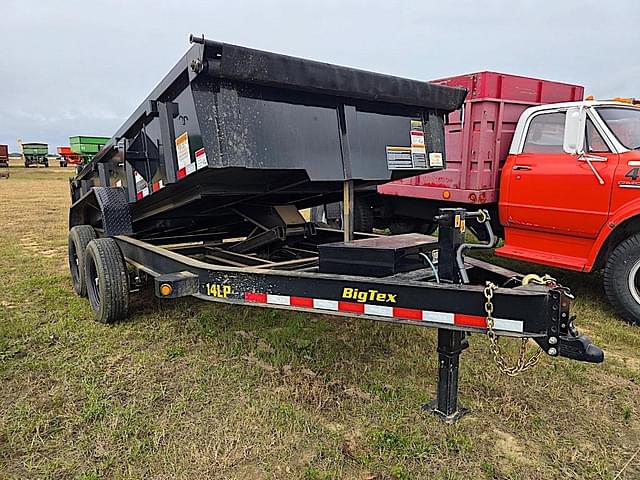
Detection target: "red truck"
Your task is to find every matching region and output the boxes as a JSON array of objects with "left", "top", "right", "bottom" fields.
[{"left": 317, "top": 72, "right": 640, "bottom": 324}]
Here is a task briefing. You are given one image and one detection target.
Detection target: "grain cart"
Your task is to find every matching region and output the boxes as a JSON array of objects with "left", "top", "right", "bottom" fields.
[
  {"left": 57, "top": 147, "right": 79, "bottom": 167},
  {"left": 20, "top": 141, "right": 49, "bottom": 167},
  {"left": 70, "top": 136, "right": 110, "bottom": 165},
  {"left": 68, "top": 36, "right": 602, "bottom": 422}
]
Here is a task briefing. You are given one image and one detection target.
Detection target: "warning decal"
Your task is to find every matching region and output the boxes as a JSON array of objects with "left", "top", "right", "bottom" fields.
[
  {"left": 429, "top": 152, "right": 443, "bottom": 167},
  {"left": 386, "top": 118, "right": 431, "bottom": 170},
  {"left": 386, "top": 146, "right": 414, "bottom": 169},
  {"left": 195, "top": 147, "right": 208, "bottom": 170},
  {"left": 409, "top": 119, "right": 427, "bottom": 168},
  {"left": 134, "top": 170, "right": 149, "bottom": 200},
  {"left": 175, "top": 132, "right": 191, "bottom": 170}
]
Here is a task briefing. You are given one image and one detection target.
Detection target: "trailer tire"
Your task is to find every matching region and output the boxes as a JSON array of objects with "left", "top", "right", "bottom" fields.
[
  {"left": 84, "top": 238, "right": 129, "bottom": 323},
  {"left": 418, "top": 222, "right": 438, "bottom": 235},
  {"left": 604, "top": 233, "right": 640, "bottom": 325},
  {"left": 389, "top": 221, "right": 414, "bottom": 234},
  {"left": 354, "top": 199, "right": 374, "bottom": 233},
  {"left": 68, "top": 225, "right": 97, "bottom": 297}
]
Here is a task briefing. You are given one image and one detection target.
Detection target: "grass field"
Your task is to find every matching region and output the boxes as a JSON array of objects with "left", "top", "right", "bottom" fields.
[{"left": 0, "top": 165, "right": 639, "bottom": 479}]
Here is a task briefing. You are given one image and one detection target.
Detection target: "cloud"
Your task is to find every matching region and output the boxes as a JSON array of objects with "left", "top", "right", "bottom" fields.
[{"left": 0, "top": 0, "right": 638, "bottom": 151}]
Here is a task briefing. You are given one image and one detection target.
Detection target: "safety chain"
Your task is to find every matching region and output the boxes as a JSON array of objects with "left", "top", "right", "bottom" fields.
[{"left": 484, "top": 281, "right": 542, "bottom": 376}]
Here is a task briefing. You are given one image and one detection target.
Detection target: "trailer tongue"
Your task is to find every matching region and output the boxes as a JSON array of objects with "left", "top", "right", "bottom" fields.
[{"left": 68, "top": 36, "right": 602, "bottom": 422}]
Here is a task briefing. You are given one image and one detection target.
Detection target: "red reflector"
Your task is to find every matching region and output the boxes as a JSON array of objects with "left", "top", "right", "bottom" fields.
[
  {"left": 454, "top": 314, "right": 486, "bottom": 328},
  {"left": 338, "top": 301, "right": 365, "bottom": 313},
  {"left": 393, "top": 307, "right": 422, "bottom": 320},
  {"left": 290, "top": 296, "right": 313, "bottom": 307},
  {"left": 244, "top": 292, "right": 267, "bottom": 303},
  {"left": 177, "top": 167, "right": 187, "bottom": 179}
]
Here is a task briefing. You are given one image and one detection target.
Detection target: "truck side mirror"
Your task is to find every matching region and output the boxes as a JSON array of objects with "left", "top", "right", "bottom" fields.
[{"left": 563, "top": 106, "right": 586, "bottom": 155}]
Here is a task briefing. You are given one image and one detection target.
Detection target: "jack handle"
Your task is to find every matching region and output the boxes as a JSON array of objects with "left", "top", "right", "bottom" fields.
[{"left": 455, "top": 209, "right": 496, "bottom": 284}]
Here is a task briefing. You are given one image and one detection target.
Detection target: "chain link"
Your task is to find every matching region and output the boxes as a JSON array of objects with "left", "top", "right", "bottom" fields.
[{"left": 484, "top": 281, "right": 542, "bottom": 376}]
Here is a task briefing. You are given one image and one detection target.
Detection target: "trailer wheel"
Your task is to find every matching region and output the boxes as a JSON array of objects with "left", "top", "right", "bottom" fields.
[
  {"left": 418, "top": 222, "right": 438, "bottom": 235},
  {"left": 354, "top": 199, "right": 374, "bottom": 233},
  {"left": 68, "top": 225, "right": 97, "bottom": 296},
  {"left": 604, "top": 233, "right": 640, "bottom": 325},
  {"left": 389, "top": 221, "right": 415, "bottom": 234},
  {"left": 84, "top": 238, "right": 129, "bottom": 323}
]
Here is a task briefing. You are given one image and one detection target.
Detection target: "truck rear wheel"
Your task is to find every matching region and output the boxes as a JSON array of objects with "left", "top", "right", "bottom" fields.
[
  {"left": 84, "top": 238, "right": 129, "bottom": 323},
  {"left": 604, "top": 233, "right": 640, "bottom": 325},
  {"left": 310, "top": 200, "right": 374, "bottom": 233},
  {"left": 68, "top": 225, "right": 97, "bottom": 296}
]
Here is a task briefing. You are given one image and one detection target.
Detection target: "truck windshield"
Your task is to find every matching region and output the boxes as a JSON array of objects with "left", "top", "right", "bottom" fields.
[{"left": 597, "top": 107, "right": 640, "bottom": 150}]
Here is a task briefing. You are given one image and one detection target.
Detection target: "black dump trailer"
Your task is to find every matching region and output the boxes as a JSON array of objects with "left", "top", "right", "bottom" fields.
[{"left": 68, "top": 36, "right": 603, "bottom": 422}]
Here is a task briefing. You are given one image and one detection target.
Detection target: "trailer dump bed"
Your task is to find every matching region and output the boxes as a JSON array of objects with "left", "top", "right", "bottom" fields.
[{"left": 71, "top": 37, "right": 465, "bottom": 237}]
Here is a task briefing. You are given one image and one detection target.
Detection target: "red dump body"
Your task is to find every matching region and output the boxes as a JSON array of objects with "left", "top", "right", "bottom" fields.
[
  {"left": 57, "top": 146, "right": 82, "bottom": 165},
  {"left": 0, "top": 144, "right": 8, "bottom": 162},
  {"left": 377, "top": 72, "right": 584, "bottom": 204}
]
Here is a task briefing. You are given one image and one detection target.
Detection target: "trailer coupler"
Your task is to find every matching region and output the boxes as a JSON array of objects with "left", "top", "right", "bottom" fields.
[{"left": 535, "top": 322, "right": 604, "bottom": 364}]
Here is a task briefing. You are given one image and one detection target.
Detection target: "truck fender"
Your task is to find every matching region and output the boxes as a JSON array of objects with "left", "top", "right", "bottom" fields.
[
  {"left": 586, "top": 201, "right": 640, "bottom": 271},
  {"left": 69, "top": 187, "right": 133, "bottom": 237}
]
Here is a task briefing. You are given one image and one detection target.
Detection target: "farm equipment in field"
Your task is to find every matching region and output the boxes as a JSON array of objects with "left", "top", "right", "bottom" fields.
[
  {"left": 57, "top": 147, "right": 80, "bottom": 167},
  {"left": 19, "top": 141, "right": 49, "bottom": 167},
  {"left": 0, "top": 144, "right": 8, "bottom": 178},
  {"left": 68, "top": 36, "right": 603, "bottom": 422},
  {"left": 0, "top": 144, "right": 8, "bottom": 168},
  {"left": 58, "top": 136, "right": 110, "bottom": 167}
]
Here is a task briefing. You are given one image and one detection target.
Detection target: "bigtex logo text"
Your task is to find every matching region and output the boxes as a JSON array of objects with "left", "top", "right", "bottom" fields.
[{"left": 342, "top": 287, "right": 397, "bottom": 303}]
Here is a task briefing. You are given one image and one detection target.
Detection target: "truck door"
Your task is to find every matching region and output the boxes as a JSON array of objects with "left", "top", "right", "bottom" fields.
[{"left": 503, "top": 110, "right": 617, "bottom": 237}]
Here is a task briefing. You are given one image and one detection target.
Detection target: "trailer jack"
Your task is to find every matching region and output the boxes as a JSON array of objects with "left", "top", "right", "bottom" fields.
[
  {"left": 423, "top": 329, "right": 470, "bottom": 422},
  {"left": 422, "top": 209, "right": 603, "bottom": 422}
]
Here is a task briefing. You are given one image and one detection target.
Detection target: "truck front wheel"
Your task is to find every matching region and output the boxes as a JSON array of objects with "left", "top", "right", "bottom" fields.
[{"left": 604, "top": 233, "right": 640, "bottom": 325}]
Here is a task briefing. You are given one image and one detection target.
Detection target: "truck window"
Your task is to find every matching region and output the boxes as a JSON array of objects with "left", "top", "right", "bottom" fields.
[
  {"left": 597, "top": 107, "right": 640, "bottom": 150},
  {"left": 522, "top": 112, "right": 566, "bottom": 153},
  {"left": 585, "top": 118, "right": 610, "bottom": 153}
]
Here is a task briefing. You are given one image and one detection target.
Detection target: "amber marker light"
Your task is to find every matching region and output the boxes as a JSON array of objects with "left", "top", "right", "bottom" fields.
[{"left": 159, "top": 283, "right": 173, "bottom": 296}]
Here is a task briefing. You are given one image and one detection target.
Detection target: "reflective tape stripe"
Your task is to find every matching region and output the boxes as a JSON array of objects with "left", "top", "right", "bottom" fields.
[
  {"left": 313, "top": 299, "right": 339, "bottom": 311},
  {"left": 266, "top": 294, "right": 290, "bottom": 306},
  {"left": 422, "top": 310, "right": 454, "bottom": 324},
  {"left": 493, "top": 317, "right": 524, "bottom": 333},
  {"left": 240, "top": 292, "right": 524, "bottom": 333},
  {"left": 364, "top": 304, "right": 393, "bottom": 317}
]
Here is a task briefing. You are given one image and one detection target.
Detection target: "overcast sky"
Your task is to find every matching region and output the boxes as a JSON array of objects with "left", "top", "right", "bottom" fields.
[{"left": 1, "top": 0, "right": 638, "bottom": 152}]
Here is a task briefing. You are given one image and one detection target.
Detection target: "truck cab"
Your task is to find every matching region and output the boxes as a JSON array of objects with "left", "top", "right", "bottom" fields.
[{"left": 498, "top": 101, "right": 640, "bottom": 323}]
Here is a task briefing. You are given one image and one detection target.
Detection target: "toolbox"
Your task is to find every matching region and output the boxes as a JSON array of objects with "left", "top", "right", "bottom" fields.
[{"left": 318, "top": 233, "right": 438, "bottom": 277}]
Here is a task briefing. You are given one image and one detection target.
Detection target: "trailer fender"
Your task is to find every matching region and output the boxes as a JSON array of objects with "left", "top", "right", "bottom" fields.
[
  {"left": 587, "top": 204, "right": 640, "bottom": 271},
  {"left": 69, "top": 187, "right": 133, "bottom": 237}
]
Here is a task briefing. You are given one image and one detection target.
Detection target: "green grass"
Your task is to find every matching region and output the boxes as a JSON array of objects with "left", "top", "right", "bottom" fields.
[{"left": 0, "top": 166, "right": 639, "bottom": 479}]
